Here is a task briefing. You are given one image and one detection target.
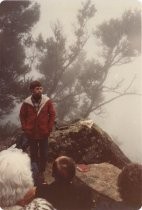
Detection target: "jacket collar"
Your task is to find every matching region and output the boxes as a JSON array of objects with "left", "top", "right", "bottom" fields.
[{"left": 24, "top": 95, "right": 50, "bottom": 115}]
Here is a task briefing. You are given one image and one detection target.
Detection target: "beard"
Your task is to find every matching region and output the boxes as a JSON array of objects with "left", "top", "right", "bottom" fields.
[{"left": 32, "top": 93, "right": 42, "bottom": 102}]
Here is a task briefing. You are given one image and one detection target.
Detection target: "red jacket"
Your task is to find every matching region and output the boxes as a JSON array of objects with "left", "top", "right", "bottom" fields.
[{"left": 20, "top": 95, "right": 55, "bottom": 140}]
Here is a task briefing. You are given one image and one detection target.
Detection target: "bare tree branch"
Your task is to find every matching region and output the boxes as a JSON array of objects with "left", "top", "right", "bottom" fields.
[
  {"left": 81, "top": 75, "right": 141, "bottom": 118},
  {"left": 92, "top": 92, "right": 142, "bottom": 112},
  {"left": 124, "top": 75, "right": 136, "bottom": 93},
  {"left": 103, "top": 79, "right": 125, "bottom": 92}
]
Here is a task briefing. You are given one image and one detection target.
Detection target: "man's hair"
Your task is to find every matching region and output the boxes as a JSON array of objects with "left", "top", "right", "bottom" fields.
[
  {"left": 0, "top": 149, "right": 34, "bottom": 207},
  {"left": 29, "top": 80, "right": 42, "bottom": 90},
  {"left": 118, "top": 163, "right": 142, "bottom": 207},
  {"left": 52, "top": 156, "right": 76, "bottom": 182}
]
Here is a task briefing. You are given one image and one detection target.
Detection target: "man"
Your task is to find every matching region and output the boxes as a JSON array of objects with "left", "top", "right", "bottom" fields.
[
  {"left": 36, "top": 156, "right": 93, "bottom": 210},
  {"left": 20, "top": 80, "right": 55, "bottom": 180}
]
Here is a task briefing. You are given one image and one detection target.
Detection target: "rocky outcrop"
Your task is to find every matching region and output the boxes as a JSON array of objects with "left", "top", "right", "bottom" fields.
[
  {"left": 76, "top": 163, "right": 121, "bottom": 202},
  {"left": 0, "top": 119, "right": 131, "bottom": 169},
  {"left": 44, "top": 162, "right": 122, "bottom": 206},
  {"left": 0, "top": 120, "right": 132, "bottom": 207},
  {"left": 48, "top": 120, "right": 131, "bottom": 169}
]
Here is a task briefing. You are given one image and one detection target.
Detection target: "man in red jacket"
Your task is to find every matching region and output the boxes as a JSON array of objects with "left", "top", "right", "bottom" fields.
[{"left": 20, "top": 80, "right": 55, "bottom": 180}]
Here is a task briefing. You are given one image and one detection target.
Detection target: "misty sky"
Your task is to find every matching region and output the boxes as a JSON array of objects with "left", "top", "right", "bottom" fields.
[
  {"left": 6, "top": 0, "right": 142, "bottom": 162},
  {"left": 33, "top": 0, "right": 142, "bottom": 162}
]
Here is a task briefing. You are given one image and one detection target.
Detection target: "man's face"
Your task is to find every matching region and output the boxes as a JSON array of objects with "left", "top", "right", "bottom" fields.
[{"left": 32, "top": 86, "right": 43, "bottom": 99}]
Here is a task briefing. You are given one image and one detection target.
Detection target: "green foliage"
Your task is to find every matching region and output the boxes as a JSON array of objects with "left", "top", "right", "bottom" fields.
[
  {"left": 95, "top": 10, "right": 141, "bottom": 65},
  {"left": 38, "top": 23, "right": 67, "bottom": 96},
  {"left": 36, "top": 0, "right": 97, "bottom": 120},
  {"left": 122, "top": 9, "right": 141, "bottom": 53},
  {"left": 96, "top": 18, "right": 122, "bottom": 48},
  {"left": 0, "top": 0, "right": 40, "bottom": 117}
]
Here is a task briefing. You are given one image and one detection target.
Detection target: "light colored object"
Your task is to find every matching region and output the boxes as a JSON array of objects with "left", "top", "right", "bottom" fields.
[
  {"left": 80, "top": 120, "right": 94, "bottom": 128},
  {"left": 76, "top": 162, "right": 122, "bottom": 202},
  {"left": 0, "top": 149, "right": 33, "bottom": 207},
  {"left": 4, "top": 198, "right": 56, "bottom": 210}
]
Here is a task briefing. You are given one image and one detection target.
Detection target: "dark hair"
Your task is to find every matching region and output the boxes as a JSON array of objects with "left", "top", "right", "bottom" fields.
[
  {"left": 52, "top": 156, "right": 76, "bottom": 182},
  {"left": 118, "top": 163, "right": 142, "bottom": 207},
  {"left": 29, "top": 80, "right": 42, "bottom": 90}
]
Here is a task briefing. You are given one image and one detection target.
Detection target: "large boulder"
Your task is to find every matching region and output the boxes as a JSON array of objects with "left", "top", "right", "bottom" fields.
[
  {"left": 0, "top": 119, "right": 131, "bottom": 169},
  {"left": 76, "top": 163, "right": 121, "bottom": 202},
  {"left": 48, "top": 120, "right": 131, "bottom": 168},
  {"left": 44, "top": 162, "right": 122, "bottom": 206}
]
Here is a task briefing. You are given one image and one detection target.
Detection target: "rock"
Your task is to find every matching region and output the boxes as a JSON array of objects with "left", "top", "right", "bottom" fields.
[
  {"left": 0, "top": 119, "right": 131, "bottom": 169},
  {"left": 0, "top": 120, "right": 133, "bottom": 207},
  {"left": 48, "top": 120, "right": 131, "bottom": 168},
  {"left": 44, "top": 162, "right": 122, "bottom": 206},
  {"left": 0, "top": 128, "right": 22, "bottom": 151},
  {"left": 76, "top": 163, "right": 121, "bottom": 202}
]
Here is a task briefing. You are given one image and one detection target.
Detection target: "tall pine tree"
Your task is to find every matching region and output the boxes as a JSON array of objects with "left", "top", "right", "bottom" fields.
[{"left": 0, "top": 1, "right": 40, "bottom": 117}]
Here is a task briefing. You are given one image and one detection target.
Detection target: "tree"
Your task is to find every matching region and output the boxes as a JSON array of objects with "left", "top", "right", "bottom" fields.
[
  {"left": 75, "top": 9, "right": 141, "bottom": 118},
  {"left": 37, "top": 6, "right": 141, "bottom": 121},
  {"left": 36, "top": 0, "right": 96, "bottom": 120},
  {"left": 0, "top": 0, "right": 40, "bottom": 118}
]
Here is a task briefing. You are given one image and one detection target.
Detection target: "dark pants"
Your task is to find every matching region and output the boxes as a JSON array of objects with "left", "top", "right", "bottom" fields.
[{"left": 29, "top": 139, "right": 48, "bottom": 173}]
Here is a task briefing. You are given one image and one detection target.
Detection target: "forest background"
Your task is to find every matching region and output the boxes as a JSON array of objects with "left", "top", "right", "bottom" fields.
[{"left": 0, "top": 0, "right": 141, "bottom": 162}]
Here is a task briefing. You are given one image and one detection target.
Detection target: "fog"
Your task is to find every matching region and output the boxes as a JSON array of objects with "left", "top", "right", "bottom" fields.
[
  {"left": 34, "top": 0, "right": 142, "bottom": 163},
  {"left": 4, "top": 0, "right": 142, "bottom": 163},
  {"left": 94, "top": 56, "right": 142, "bottom": 163}
]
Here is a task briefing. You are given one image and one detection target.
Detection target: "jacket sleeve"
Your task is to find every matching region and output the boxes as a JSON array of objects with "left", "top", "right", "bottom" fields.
[
  {"left": 19, "top": 103, "right": 28, "bottom": 132},
  {"left": 48, "top": 100, "right": 56, "bottom": 132}
]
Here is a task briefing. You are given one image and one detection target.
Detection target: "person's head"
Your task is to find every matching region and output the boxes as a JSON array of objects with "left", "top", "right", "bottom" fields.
[
  {"left": 30, "top": 80, "right": 43, "bottom": 100},
  {"left": 52, "top": 156, "right": 76, "bottom": 182},
  {"left": 0, "top": 149, "right": 34, "bottom": 207},
  {"left": 118, "top": 163, "right": 142, "bottom": 207}
]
